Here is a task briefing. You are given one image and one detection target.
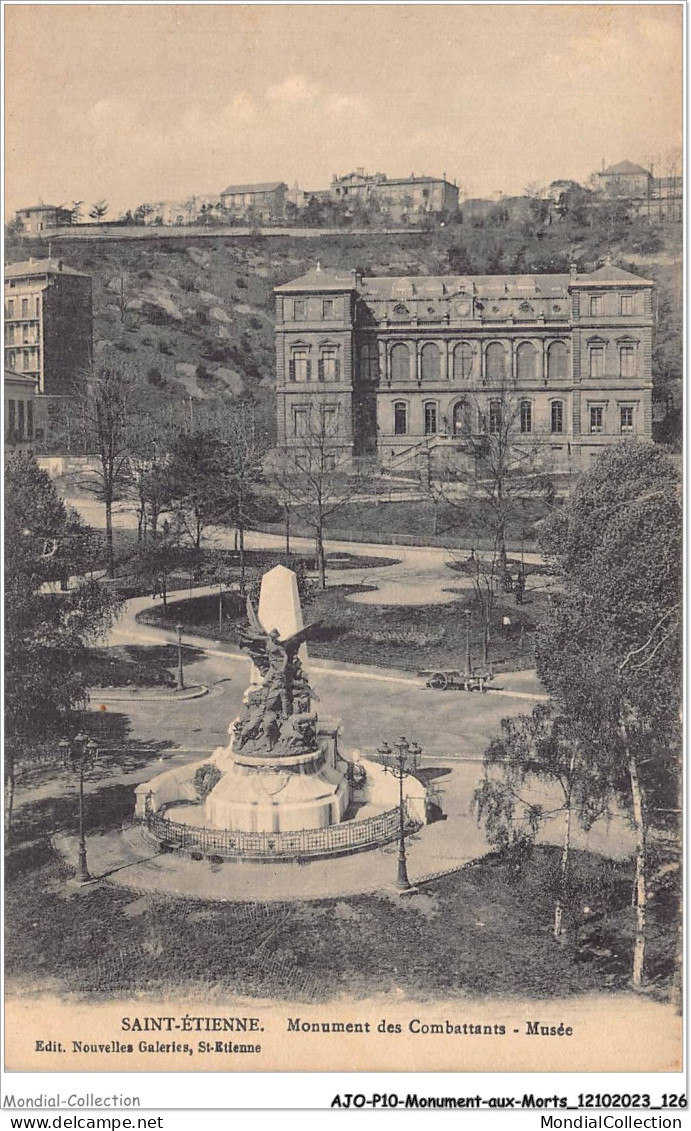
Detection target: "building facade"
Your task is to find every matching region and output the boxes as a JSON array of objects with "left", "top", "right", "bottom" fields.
[
  {"left": 220, "top": 181, "right": 288, "bottom": 221},
  {"left": 274, "top": 264, "right": 653, "bottom": 473},
  {"left": 330, "top": 171, "right": 459, "bottom": 218},
  {"left": 14, "top": 204, "right": 73, "bottom": 234},
  {"left": 596, "top": 160, "right": 682, "bottom": 222},
  {"left": 4, "top": 370, "right": 39, "bottom": 451},
  {"left": 4, "top": 259, "right": 93, "bottom": 396}
]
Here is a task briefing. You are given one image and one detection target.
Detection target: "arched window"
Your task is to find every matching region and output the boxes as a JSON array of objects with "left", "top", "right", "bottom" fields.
[
  {"left": 453, "top": 400, "right": 472, "bottom": 436},
  {"left": 520, "top": 400, "right": 532, "bottom": 433},
  {"left": 453, "top": 342, "right": 473, "bottom": 380},
  {"left": 486, "top": 342, "right": 506, "bottom": 381},
  {"left": 393, "top": 401, "right": 408, "bottom": 435},
  {"left": 390, "top": 343, "right": 411, "bottom": 382},
  {"left": 359, "top": 340, "right": 379, "bottom": 382},
  {"left": 551, "top": 400, "right": 564, "bottom": 434},
  {"left": 516, "top": 342, "right": 536, "bottom": 382},
  {"left": 424, "top": 401, "right": 438, "bottom": 435},
  {"left": 547, "top": 341, "right": 568, "bottom": 381},
  {"left": 420, "top": 343, "right": 441, "bottom": 381}
]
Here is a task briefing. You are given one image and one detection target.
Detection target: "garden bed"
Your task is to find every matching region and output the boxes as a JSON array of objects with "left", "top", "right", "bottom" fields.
[{"left": 136, "top": 584, "right": 550, "bottom": 673}]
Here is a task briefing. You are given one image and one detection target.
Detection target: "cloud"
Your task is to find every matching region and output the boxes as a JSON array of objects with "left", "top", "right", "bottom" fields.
[{"left": 266, "top": 73, "right": 320, "bottom": 106}]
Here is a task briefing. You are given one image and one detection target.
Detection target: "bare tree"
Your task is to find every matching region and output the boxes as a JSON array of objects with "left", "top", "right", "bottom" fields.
[
  {"left": 267, "top": 407, "right": 365, "bottom": 589},
  {"left": 420, "top": 372, "right": 555, "bottom": 581},
  {"left": 76, "top": 364, "right": 136, "bottom": 577}
]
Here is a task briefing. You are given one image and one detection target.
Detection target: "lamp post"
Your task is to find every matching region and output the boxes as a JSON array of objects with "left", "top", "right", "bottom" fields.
[
  {"left": 464, "top": 609, "right": 472, "bottom": 677},
  {"left": 376, "top": 736, "right": 422, "bottom": 892},
  {"left": 176, "top": 623, "right": 185, "bottom": 689},
  {"left": 59, "top": 732, "right": 98, "bottom": 883}
]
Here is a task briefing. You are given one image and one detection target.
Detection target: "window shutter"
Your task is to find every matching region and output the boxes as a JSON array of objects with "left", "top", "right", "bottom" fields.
[
  {"left": 306, "top": 360, "right": 311, "bottom": 382},
  {"left": 289, "top": 359, "right": 296, "bottom": 382},
  {"left": 318, "top": 359, "right": 324, "bottom": 382},
  {"left": 334, "top": 359, "right": 340, "bottom": 382}
]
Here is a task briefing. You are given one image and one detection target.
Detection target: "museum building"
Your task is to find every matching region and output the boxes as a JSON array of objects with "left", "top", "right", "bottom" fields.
[{"left": 274, "top": 263, "right": 653, "bottom": 472}]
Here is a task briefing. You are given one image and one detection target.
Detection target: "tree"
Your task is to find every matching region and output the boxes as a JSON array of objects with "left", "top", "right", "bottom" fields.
[
  {"left": 474, "top": 702, "right": 611, "bottom": 939},
  {"left": 4, "top": 454, "right": 119, "bottom": 834},
  {"left": 267, "top": 409, "right": 365, "bottom": 588},
  {"left": 421, "top": 371, "right": 555, "bottom": 579},
  {"left": 89, "top": 200, "right": 109, "bottom": 223},
  {"left": 76, "top": 363, "right": 137, "bottom": 577},
  {"left": 535, "top": 440, "right": 682, "bottom": 989}
]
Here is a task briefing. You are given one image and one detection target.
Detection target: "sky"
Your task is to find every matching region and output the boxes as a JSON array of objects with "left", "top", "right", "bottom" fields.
[{"left": 4, "top": 3, "right": 683, "bottom": 218}]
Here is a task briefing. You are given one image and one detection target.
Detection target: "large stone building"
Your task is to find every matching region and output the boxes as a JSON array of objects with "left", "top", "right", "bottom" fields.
[
  {"left": 596, "top": 160, "right": 682, "bottom": 222},
  {"left": 274, "top": 263, "right": 653, "bottom": 473},
  {"left": 330, "top": 170, "right": 459, "bottom": 219},
  {"left": 4, "top": 258, "right": 93, "bottom": 395}
]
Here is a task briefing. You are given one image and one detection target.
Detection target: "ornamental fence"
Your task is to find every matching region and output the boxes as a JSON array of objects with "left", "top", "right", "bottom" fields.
[
  {"left": 250, "top": 521, "right": 537, "bottom": 554},
  {"left": 143, "top": 804, "right": 417, "bottom": 860}
]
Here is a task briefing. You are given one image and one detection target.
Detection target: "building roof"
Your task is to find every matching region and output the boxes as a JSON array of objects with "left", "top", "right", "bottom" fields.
[
  {"left": 16, "top": 204, "right": 70, "bottom": 214},
  {"left": 600, "top": 160, "right": 651, "bottom": 177},
  {"left": 571, "top": 264, "right": 653, "bottom": 286},
  {"left": 221, "top": 181, "right": 286, "bottom": 196},
  {"left": 276, "top": 265, "right": 653, "bottom": 295},
  {"left": 275, "top": 267, "right": 358, "bottom": 293},
  {"left": 4, "top": 369, "right": 38, "bottom": 388},
  {"left": 377, "top": 175, "right": 455, "bottom": 188},
  {"left": 5, "top": 258, "right": 90, "bottom": 280}
]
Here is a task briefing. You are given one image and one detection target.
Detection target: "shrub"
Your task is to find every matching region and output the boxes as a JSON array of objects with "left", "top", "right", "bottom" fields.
[{"left": 193, "top": 764, "right": 222, "bottom": 802}]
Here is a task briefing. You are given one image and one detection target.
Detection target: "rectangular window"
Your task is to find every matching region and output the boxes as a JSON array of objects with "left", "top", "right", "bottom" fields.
[
  {"left": 551, "top": 401, "right": 564, "bottom": 434},
  {"left": 8, "top": 399, "right": 16, "bottom": 437},
  {"left": 293, "top": 299, "right": 307, "bottom": 321},
  {"left": 293, "top": 408, "right": 309, "bottom": 437},
  {"left": 17, "top": 400, "right": 25, "bottom": 437},
  {"left": 590, "top": 346, "right": 605, "bottom": 377},
  {"left": 590, "top": 295, "right": 603, "bottom": 316},
  {"left": 6, "top": 299, "right": 15, "bottom": 318},
  {"left": 322, "top": 407, "right": 338, "bottom": 436},
  {"left": 27, "top": 399, "right": 34, "bottom": 439},
  {"left": 620, "top": 295, "right": 634, "bottom": 315},
  {"left": 322, "top": 299, "right": 335, "bottom": 319},
  {"left": 320, "top": 349, "right": 339, "bottom": 382},
  {"left": 589, "top": 406, "right": 604, "bottom": 433},
  {"left": 424, "top": 403, "right": 437, "bottom": 435},
  {"left": 489, "top": 400, "right": 502, "bottom": 434},
  {"left": 5, "top": 325, "right": 15, "bottom": 344},
  {"left": 620, "top": 406, "right": 634, "bottom": 433},
  {"left": 290, "top": 350, "right": 309, "bottom": 382},
  {"left": 619, "top": 346, "right": 635, "bottom": 378},
  {"left": 394, "top": 403, "right": 407, "bottom": 435},
  {"left": 520, "top": 401, "right": 532, "bottom": 434},
  {"left": 21, "top": 298, "right": 29, "bottom": 318}
]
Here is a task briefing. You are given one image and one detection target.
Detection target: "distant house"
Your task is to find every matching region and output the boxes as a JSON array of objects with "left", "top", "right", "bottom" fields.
[
  {"left": 14, "top": 204, "right": 73, "bottom": 234},
  {"left": 4, "top": 370, "right": 39, "bottom": 450},
  {"left": 220, "top": 182, "right": 288, "bottom": 221},
  {"left": 330, "top": 170, "right": 459, "bottom": 218},
  {"left": 597, "top": 161, "right": 653, "bottom": 200}
]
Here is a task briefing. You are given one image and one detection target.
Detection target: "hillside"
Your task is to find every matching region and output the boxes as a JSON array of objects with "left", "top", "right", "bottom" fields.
[{"left": 6, "top": 217, "right": 682, "bottom": 443}]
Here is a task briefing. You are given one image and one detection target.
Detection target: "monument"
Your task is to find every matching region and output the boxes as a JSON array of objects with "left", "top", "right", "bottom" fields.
[{"left": 135, "top": 565, "right": 427, "bottom": 854}]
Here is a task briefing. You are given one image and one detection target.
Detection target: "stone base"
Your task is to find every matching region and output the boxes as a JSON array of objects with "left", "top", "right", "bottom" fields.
[
  {"left": 205, "top": 748, "right": 349, "bottom": 833},
  {"left": 134, "top": 720, "right": 351, "bottom": 834}
]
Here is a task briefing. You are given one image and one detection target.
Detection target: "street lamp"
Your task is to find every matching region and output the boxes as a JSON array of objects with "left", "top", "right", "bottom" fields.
[
  {"left": 176, "top": 623, "right": 185, "bottom": 689},
  {"left": 464, "top": 609, "right": 472, "bottom": 677},
  {"left": 376, "top": 736, "right": 422, "bottom": 892},
  {"left": 59, "top": 732, "right": 98, "bottom": 883}
]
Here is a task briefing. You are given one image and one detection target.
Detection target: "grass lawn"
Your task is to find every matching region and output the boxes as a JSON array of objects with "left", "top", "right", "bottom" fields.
[
  {"left": 273, "top": 498, "right": 553, "bottom": 549},
  {"left": 6, "top": 721, "right": 677, "bottom": 1003},
  {"left": 138, "top": 584, "right": 549, "bottom": 673},
  {"left": 5, "top": 829, "right": 676, "bottom": 1003}
]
